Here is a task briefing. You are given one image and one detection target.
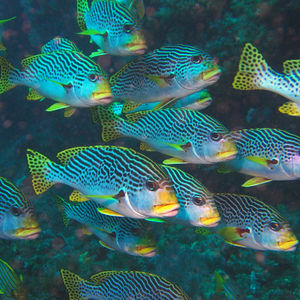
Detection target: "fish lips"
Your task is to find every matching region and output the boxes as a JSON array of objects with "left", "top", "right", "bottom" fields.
[
  {"left": 14, "top": 226, "right": 41, "bottom": 240},
  {"left": 199, "top": 216, "right": 220, "bottom": 227},
  {"left": 277, "top": 238, "right": 298, "bottom": 251}
]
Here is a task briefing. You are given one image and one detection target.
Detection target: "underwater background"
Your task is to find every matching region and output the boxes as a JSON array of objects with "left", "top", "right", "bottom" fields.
[{"left": 0, "top": 0, "right": 299, "bottom": 299}]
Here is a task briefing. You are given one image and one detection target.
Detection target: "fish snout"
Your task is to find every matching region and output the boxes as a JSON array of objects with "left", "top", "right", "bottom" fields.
[
  {"left": 199, "top": 207, "right": 220, "bottom": 227},
  {"left": 134, "top": 245, "right": 157, "bottom": 257},
  {"left": 199, "top": 64, "right": 221, "bottom": 82},
  {"left": 92, "top": 81, "right": 113, "bottom": 104},
  {"left": 15, "top": 217, "right": 41, "bottom": 240},
  {"left": 153, "top": 188, "right": 179, "bottom": 217},
  {"left": 126, "top": 31, "right": 147, "bottom": 55},
  {"left": 216, "top": 139, "right": 237, "bottom": 161},
  {"left": 277, "top": 232, "right": 298, "bottom": 251}
]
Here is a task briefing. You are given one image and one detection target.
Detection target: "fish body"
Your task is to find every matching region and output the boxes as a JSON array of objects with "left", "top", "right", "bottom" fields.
[
  {"left": 222, "top": 128, "right": 300, "bottom": 187},
  {"left": 97, "top": 107, "right": 237, "bottom": 164},
  {"left": 233, "top": 42, "right": 300, "bottom": 116},
  {"left": 214, "top": 193, "right": 298, "bottom": 251},
  {"left": 161, "top": 166, "right": 220, "bottom": 227},
  {"left": 55, "top": 195, "right": 156, "bottom": 257},
  {"left": 110, "top": 45, "right": 221, "bottom": 104},
  {"left": 0, "top": 177, "right": 40, "bottom": 240},
  {"left": 61, "top": 269, "right": 191, "bottom": 300},
  {"left": 0, "top": 259, "right": 26, "bottom": 300},
  {"left": 77, "top": 0, "right": 146, "bottom": 56},
  {"left": 41, "top": 37, "right": 80, "bottom": 53},
  {"left": 26, "top": 146, "right": 179, "bottom": 219},
  {"left": 0, "top": 50, "right": 112, "bottom": 112}
]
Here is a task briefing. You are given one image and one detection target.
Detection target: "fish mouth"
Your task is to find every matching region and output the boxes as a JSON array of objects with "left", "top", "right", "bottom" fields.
[
  {"left": 92, "top": 92, "right": 113, "bottom": 104},
  {"left": 216, "top": 148, "right": 237, "bottom": 161},
  {"left": 135, "top": 246, "right": 156, "bottom": 257},
  {"left": 277, "top": 239, "right": 298, "bottom": 251},
  {"left": 15, "top": 226, "right": 41, "bottom": 239},
  {"left": 126, "top": 42, "right": 147, "bottom": 55},
  {"left": 199, "top": 216, "right": 220, "bottom": 227},
  {"left": 199, "top": 67, "right": 221, "bottom": 82},
  {"left": 152, "top": 203, "right": 180, "bottom": 217}
]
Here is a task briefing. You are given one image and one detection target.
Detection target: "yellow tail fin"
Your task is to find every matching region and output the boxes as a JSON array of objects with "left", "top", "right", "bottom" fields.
[
  {"left": 0, "top": 56, "right": 17, "bottom": 94},
  {"left": 60, "top": 269, "right": 86, "bottom": 300},
  {"left": 26, "top": 149, "right": 56, "bottom": 195},
  {"left": 232, "top": 43, "right": 268, "bottom": 90}
]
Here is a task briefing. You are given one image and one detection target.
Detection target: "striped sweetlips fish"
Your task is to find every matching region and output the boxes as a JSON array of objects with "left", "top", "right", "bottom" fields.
[
  {"left": 55, "top": 195, "right": 156, "bottom": 257},
  {"left": 214, "top": 193, "right": 298, "bottom": 251},
  {"left": 233, "top": 42, "right": 300, "bottom": 116},
  {"left": 26, "top": 146, "right": 179, "bottom": 219},
  {"left": 61, "top": 269, "right": 191, "bottom": 300},
  {"left": 220, "top": 128, "right": 300, "bottom": 187},
  {"left": 0, "top": 48, "right": 112, "bottom": 116},
  {"left": 0, "top": 177, "right": 40, "bottom": 240},
  {"left": 40, "top": 36, "right": 80, "bottom": 54},
  {"left": 160, "top": 166, "right": 220, "bottom": 227},
  {"left": 0, "top": 259, "right": 26, "bottom": 300},
  {"left": 96, "top": 107, "right": 237, "bottom": 164},
  {"left": 110, "top": 44, "right": 221, "bottom": 107},
  {"left": 77, "top": 0, "right": 146, "bottom": 56}
]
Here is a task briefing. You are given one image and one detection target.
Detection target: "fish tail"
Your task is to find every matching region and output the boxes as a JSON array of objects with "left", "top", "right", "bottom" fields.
[
  {"left": 60, "top": 269, "right": 86, "bottom": 300},
  {"left": 96, "top": 106, "right": 125, "bottom": 142},
  {"left": 232, "top": 43, "right": 270, "bottom": 91},
  {"left": 77, "top": 0, "right": 89, "bottom": 31},
  {"left": 0, "top": 56, "right": 18, "bottom": 94},
  {"left": 54, "top": 194, "right": 71, "bottom": 227},
  {"left": 26, "top": 149, "right": 62, "bottom": 195}
]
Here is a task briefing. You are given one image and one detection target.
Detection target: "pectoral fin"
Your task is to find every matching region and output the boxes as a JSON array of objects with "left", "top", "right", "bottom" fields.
[
  {"left": 145, "top": 218, "right": 166, "bottom": 223},
  {"left": 77, "top": 29, "right": 108, "bottom": 36},
  {"left": 165, "top": 143, "right": 185, "bottom": 152},
  {"left": 163, "top": 157, "right": 188, "bottom": 165},
  {"left": 153, "top": 98, "right": 178, "bottom": 111},
  {"left": 86, "top": 195, "right": 118, "bottom": 201},
  {"left": 90, "top": 49, "right": 108, "bottom": 58},
  {"left": 144, "top": 74, "right": 171, "bottom": 88},
  {"left": 217, "top": 227, "right": 246, "bottom": 248},
  {"left": 97, "top": 207, "right": 124, "bottom": 217},
  {"left": 245, "top": 156, "right": 269, "bottom": 167},
  {"left": 99, "top": 240, "right": 115, "bottom": 251},
  {"left": 242, "top": 177, "right": 272, "bottom": 187},
  {"left": 46, "top": 103, "right": 70, "bottom": 112}
]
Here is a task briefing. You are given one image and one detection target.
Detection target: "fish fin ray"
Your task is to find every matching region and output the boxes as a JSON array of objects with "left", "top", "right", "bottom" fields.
[
  {"left": 46, "top": 103, "right": 70, "bottom": 112},
  {"left": 278, "top": 102, "right": 300, "bottom": 116},
  {"left": 90, "top": 271, "right": 120, "bottom": 284},
  {"left": 97, "top": 207, "right": 124, "bottom": 217},
  {"left": 242, "top": 177, "right": 272, "bottom": 187},
  {"left": 0, "top": 56, "right": 17, "bottom": 94},
  {"left": 163, "top": 157, "right": 188, "bottom": 165},
  {"left": 60, "top": 269, "right": 86, "bottom": 300}
]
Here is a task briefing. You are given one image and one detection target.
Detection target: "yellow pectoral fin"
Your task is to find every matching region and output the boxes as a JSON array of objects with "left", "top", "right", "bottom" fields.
[
  {"left": 165, "top": 143, "right": 185, "bottom": 152},
  {"left": 145, "top": 218, "right": 166, "bottom": 223},
  {"left": 163, "top": 157, "right": 188, "bottom": 165},
  {"left": 77, "top": 29, "right": 107, "bottom": 36},
  {"left": 278, "top": 102, "right": 300, "bottom": 117},
  {"left": 144, "top": 74, "right": 169, "bottom": 88},
  {"left": 217, "top": 227, "right": 244, "bottom": 244},
  {"left": 97, "top": 207, "right": 124, "bottom": 217},
  {"left": 245, "top": 156, "right": 269, "bottom": 167},
  {"left": 225, "top": 240, "right": 247, "bottom": 248},
  {"left": 89, "top": 49, "right": 107, "bottom": 58},
  {"left": 86, "top": 195, "right": 118, "bottom": 201},
  {"left": 99, "top": 240, "right": 115, "bottom": 251},
  {"left": 46, "top": 103, "right": 70, "bottom": 112},
  {"left": 153, "top": 98, "right": 178, "bottom": 110},
  {"left": 242, "top": 177, "right": 272, "bottom": 187}
]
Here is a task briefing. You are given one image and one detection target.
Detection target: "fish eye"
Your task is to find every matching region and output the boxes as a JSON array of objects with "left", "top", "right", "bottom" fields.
[
  {"left": 88, "top": 74, "right": 98, "bottom": 82},
  {"left": 146, "top": 181, "right": 159, "bottom": 191},
  {"left": 192, "top": 197, "right": 205, "bottom": 206},
  {"left": 210, "top": 132, "right": 222, "bottom": 141},
  {"left": 268, "top": 222, "right": 282, "bottom": 231},
  {"left": 110, "top": 232, "right": 117, "bottom": 238},
  {"left": 10, "top": 207, "right": 22, "bottom": 217},
  {"left": 270, "top": 159, "right": 279, "bottom": 165},
  {"left": 191, "top": 55, "right": 203, "bottom": 64},
  {"left": 123, "top": 24, "right": 134, "bottom": 33}
]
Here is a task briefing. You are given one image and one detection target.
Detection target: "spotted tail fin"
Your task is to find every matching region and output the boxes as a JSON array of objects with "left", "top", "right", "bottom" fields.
[
  {"left": 26, "top": 149, "right": 61, "bottom": 195},
  {"left": 54, "top": 194, "right": 71, "bottom": 227},
  {"left": 60, "top": 269, "right": 86, "bottom": 300},
  {"left": 77, "top": 0, "right": 89, "bottom": 31},
  {"left": 0, "top": 56, "right": 17, "bottom": 94},
  {"left": 232, "top": 43, "right": 270, "bottom": 91}
]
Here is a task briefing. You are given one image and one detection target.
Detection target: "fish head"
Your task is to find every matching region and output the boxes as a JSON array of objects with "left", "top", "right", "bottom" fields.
[
  {"left": 2, "top": 205, "right": 41, "bottom": 240},
  {"left": 75, "top": 60, "right": 113, "bottom": 105},
  {"left": 194, "top": 127, "right": 237, "bottom": 164},
  {"left": 172, "top": 45, "right": 221, "bottom": 90},
  {"left": 117, "top": 222, "right": 156, "bottom": 257}
]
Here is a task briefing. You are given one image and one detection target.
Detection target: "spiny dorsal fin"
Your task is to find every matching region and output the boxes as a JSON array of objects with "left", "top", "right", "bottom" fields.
[
  {"left": 125, "top": 110, "right": 150, "bottom": 123},
  {"left": 282, "top": 60, "right": 300, "bottom": 76},
  {"left": 21, "top": 54, "right": 44, "bottom": 68},
  {"left": 109, "top": 60, "right": 136, "bottom": 86},
  {"left": 90, "top": 271, "right": 122, "bottom": 284},
  {"left": 57, "top": 146, "right": 91, "bottom": 165},
  {"left": 77, "top": 0, "right": 89, "bottom": 31}
]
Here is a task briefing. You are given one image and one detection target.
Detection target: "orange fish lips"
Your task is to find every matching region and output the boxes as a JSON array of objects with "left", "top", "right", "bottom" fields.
[
  {"left": 152, "top": 203, "right": 180, "bottom": 217},
  {"left": 199, "top": 216, "right": 220, "bottom": 227},
  {"left": 135, "top": 245, "right": 157, "bottom": 257},
  {"left": 15, "top": 226, "right": 41, "bottom": 240},
  {"left": 277, "top": 238, "right": 298, "bottom": 251}
]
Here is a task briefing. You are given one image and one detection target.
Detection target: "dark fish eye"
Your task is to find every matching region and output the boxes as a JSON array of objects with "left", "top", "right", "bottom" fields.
[
  {"left": 191, "top": 55, "right": 203, "bottom": 64},
  {"left": 146, "top": 181, "right": 159, "bottom": 191},
  {"left": 123, "top": 24, "right": 134, "bottom": 33},
  {"left": 270, "top": 159, "right": 279, "bottom": 165},
  {"left": 10, "top": 207, "right": 22, "bottom": 217},
  {"left": 192, "top": 197, "right": 205, "bottom": 206},
  {"left": 210, "top": 132, "right": 222, "bottom": 141},
  {"left": 88, "top": 74, "right": 98, "bottom": 82},
  {"left": 110, "top": 232, "right": 117, "bottom": 238},
  {"left": 269, "top": 222, "right": 282, "bottom": 231}
]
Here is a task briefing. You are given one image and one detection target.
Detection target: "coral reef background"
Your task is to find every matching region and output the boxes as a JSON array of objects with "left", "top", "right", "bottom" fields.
[{"left": 0, "top": 0, "right": 299, "bottom": 299}]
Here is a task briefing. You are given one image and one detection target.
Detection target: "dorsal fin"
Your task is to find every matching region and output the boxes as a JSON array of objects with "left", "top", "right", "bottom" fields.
[
  {"left": 21, "top": 54, "right": 44, "bottom": 68},
  {"left": 56, "top": 146, "right": 92, "bottom": 165},
  {"left": 125, "top": 110, "right": 150, "bottom": 123},
  {"left": 282, "top": 60, "right": 300, "bottom": 76},
  {"left": 109, "top": 60, "right": 136, "bottom": 86},
  {"left": 90, "top": 271, "right": 123, "bottom": 284},
  {"left": 77, "top": 0, "right": 89, "bottom": 31}
]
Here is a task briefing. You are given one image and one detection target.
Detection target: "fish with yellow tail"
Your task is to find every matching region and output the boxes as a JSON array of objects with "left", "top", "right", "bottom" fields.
[
  {"left": 0, "top": 259, "right": 26, "bottom": 299},
  {"left": 110, "top": 44, "right": 221, "bottom": 108},
  {"left": 219, "top": 128, "right": 300, "bottom": 187},
  {"left": 0, "top": 177, "right": 40, "bottom": 240},
  {"left": 213, "top": 193, "right": 298, "bottom": 251},
  {"left": 95, "top": 106, "right": 237, "bottom": 164},
  {"left": 55, "top": 194, "right": 156, "bottom": 257},
  {"left": 0, "top": 48, "right": 112, "bottom": 117},
  {"left": 233, "top": 42, "right": 300, "bottom": 116},
  {"left": 26, "top": 146, "right": 179, "bottom": 219},
  {"left": 0, "top": 17, "right": 16, "bottom": 52},
  {"left": 77, "top": 0, "right": 146, "bottom": 56},
  {"left": 61, "top": 269, "right": 191, "bottom": 300}
]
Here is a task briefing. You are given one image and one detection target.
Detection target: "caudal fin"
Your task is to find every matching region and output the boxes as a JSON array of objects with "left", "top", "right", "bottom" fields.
[
  {"left": 232, "top": 43, "right": 269, "bottom": 91},
  {"left": 0, "top": 56, "right": 17, "bottom": 94},
  {"left": 60, "top": 269, "right": 86, "bottom": 300},
  {"left": 95, "top": 106, "right": 124, "bottom": 142},
  {"left": 77, "top": 0, "right": 89, "bottom": 31},
  {"left": 26, "top": 149, "right": 59, "bottom": 195}
]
